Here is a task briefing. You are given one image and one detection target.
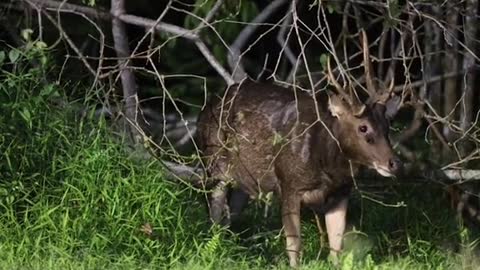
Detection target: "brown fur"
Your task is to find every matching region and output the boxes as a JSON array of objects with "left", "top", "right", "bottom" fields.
[{"left": 197, "top": 80, "right": 401, "bottom": 266}]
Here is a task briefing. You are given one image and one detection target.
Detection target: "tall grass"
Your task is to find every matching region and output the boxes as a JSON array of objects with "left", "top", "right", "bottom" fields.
[{"left": 0, "top": 44, "right": 477, "bottom": 269}]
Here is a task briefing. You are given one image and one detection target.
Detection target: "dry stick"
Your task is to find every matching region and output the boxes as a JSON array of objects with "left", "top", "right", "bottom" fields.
[
  {"left": 56, "top": 6, "right": 106, "bottom": 97},
  {"left": 25, "top": 0, "right": 234, "bottom": 85},
  {"left": 290, "top": 2, "right": 343, "bottom": 152},
  {"left": 194, "top": 0, "right": 224, "bottom": 33},
  {"left": 125, "top": 3, "right": 172, "bottom": 144},
  {"left": 277, "top": 9, "right": 296, "bottom": 67},
  {"left": 115, "top": 2, "right": 203, "bottom": 173},
  {"left": 424, "top": 112, "right": 451, "bottom": 150},
  {"left": 413, "top": 5, "right": 480, "bottom": 63},
  {"left": 391, "top": 70, "right": 465, "bottom": 93},
  {"left": 228, "top": 0, "right": 288, "bottom": 82},
  {"left": 396, "top": 13, "right": 430, "bottom": 145},
  {"left": 28, "top": 0, "right": 110, "bottom": 18},
  {"left": 383, "top": 29, "right": 407, "bottom": 86},
  {"left": 120, "top": 13, "right": 234, "bottom": 85},
  {"left": 28, "top": 3, "right": 96, "bottom": 76},
  {"left": 19, "top": 0, "right": 207, "bottom": 185},
  {"left": 423, "top": 5, "right": 444, "bottom": 158},
  {"left": 147, "top": 57, "right": 209, "bottom": 188},
  {"left": 394, "top": 76, "right": 456, "bottom": 152},
  {"left": 131, "top": 1, "right": 172, "bottom": 58},
  {"left": 272, "top": 2, "right": 298, "bottom": 82},
  {"left": 123, "top": 1, "right": 210, "bottom": 175},
  {"left": 124, "top": 116, "right": 206, "bottom": 190},
  {"left": 170, "top": 6, "right": 232, "bottom": 56},
  {"left": 27, "top": 0, "right": 191, "bottom": 37}
]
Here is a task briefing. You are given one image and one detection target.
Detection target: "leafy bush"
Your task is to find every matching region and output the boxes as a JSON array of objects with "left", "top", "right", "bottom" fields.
[{"left": 0, "top": 41, "right": 241, "bottom": 269}]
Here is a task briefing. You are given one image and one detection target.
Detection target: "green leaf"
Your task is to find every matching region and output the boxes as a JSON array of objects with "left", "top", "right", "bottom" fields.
[
  {"left": 40, "top": 56, "right": 48, "bottom": 66},
  {"left": 83, "top": 0, "right": 95, "bottom": 6},
  {"left": 19, "top": 108, "right": 32, "bottom": 129},
  {"left": 41, "top": 85, "right": 59, "bottom": 97},
  {"left": 272, "top": 132, "right": 285, "bottom": 146},
  {"left": 21, "top": 29, "right": 34, "bottom": 42},
  {"left": 327, "top": 1, "right": 341, "bottom": 14},
  {"left": 320, "top": 54, "right": 329, "bottom": 70},
  {"left": 8, "top": 49, "right": 20, "bottom": 63},
  {"left": 341, "top": 252, "right": 354, "bottom": 270},
  {"left": 35, "top": 41, "right": 48, "bottom": 50}
]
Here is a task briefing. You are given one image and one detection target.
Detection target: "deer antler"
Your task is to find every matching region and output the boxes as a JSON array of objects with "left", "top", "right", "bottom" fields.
[
  {"left": 326, "top": 57, "right": 366, "bottom": 116},
  {"left": 360, "top": 30, "right": 401, "bottom": 117},
  {"left": 326, "top": 57, "right": 351, "bottom": 104},
  {"left": 360, "top": 30, "right": 378, "bottom": 98},
  {"left": 361, "top": 29, "right": 397, "bottom": 106}
]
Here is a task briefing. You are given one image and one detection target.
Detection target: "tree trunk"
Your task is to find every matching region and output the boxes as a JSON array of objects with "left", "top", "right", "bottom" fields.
[
  {"left": 460, "top": 0, "right": 478, "bottom": 156},
  {"left": 442, "top": 1, "right": 459, "bottom": 161},
  {"left": 425, "top": 6, "right": 443, "bottom": 161},
  {"left": 111, "top": 0, "right": 145, "bottom": 143}
]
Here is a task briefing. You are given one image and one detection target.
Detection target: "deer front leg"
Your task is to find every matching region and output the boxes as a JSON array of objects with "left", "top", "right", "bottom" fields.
[
  {"left": 209, "top": 180, "right": 230, "bottom": 225},
  {"left": 325, "top": 197, "right": 348, "bottom": 259},
  {"left": 282, "top": 195, "right": 301, "bottom": 268}
]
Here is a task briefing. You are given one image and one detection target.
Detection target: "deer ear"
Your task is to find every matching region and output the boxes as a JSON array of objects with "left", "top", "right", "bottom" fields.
[
  {"left": 328, "top": 95, "right": 349, "bottom": 118},
  {"left": 385, "top": 95, "right": 401, "bottom": 120}
]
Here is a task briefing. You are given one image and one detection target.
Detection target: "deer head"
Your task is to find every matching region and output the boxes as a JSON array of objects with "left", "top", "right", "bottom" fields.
[{"left": 326, "top": 30, "right": 402, "bottom": 177}]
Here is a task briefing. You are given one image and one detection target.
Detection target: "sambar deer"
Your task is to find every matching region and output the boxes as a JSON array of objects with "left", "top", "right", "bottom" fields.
[{"left": 196, "top": 31, "right": 402, "bottom": 267}]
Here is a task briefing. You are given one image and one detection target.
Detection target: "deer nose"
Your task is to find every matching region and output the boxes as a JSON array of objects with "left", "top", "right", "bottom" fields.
[{"left": 388, "top": 157, "right": 402, "bottom": 174}]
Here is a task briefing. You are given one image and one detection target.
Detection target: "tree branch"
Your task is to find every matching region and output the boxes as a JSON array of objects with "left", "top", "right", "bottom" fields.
[
  {"left": 228, "top": 0, "right": 288, "bottom": 82},
  {"left": 24, "top": 0, "right": 234, "bottom": 85}
]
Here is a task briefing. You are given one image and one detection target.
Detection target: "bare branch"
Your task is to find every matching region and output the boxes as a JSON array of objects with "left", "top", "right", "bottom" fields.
[
  {"left": 24, "top": 0, "right": 234, "bottom": 85},
  {"left": 119, "top": 14, "right": 198, "bottom": 40},
  {"left": 194, "top": 0, "right": 224, "bottom": 33},
  {"left": 228, "top": 0, "right": 288, "bottom": 82},
  {"left": 276, "top": 4, "right": 297, "bottom": 70}
]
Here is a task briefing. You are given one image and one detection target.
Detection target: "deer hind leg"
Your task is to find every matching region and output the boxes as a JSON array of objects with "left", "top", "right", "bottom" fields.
[
  {"left": 282, "top": 194, "right": 302, "bottom": 268},
  {"left": 206, "top": 156, "right": 234, "bottom": 226},
  {"left": 228, "top": 188, "right": 249, "bottom": 223},
  {"left": 325, "top": 197, "right": 348, "bottom": 259},
  {"left": 209, "top": 180, "right": 230, "bottom": 225}
]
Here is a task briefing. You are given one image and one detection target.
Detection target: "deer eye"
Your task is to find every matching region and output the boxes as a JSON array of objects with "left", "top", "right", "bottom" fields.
[{"left": 358, "top": 125, "right": 368, "bottom": 133}]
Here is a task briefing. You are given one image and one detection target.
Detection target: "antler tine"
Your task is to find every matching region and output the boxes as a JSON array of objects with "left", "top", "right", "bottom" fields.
[
  {"left": 360, "top": 29, "right": 378, "bottom": 98},
  {"left": 326, "top": 57, "right": 352, "bottom": 105},
  {"left": 387, "top": 77, "right": 395, "bottom": 94},
  {"left": 376, "top": 73, "right": 395, "bottom": 105}
]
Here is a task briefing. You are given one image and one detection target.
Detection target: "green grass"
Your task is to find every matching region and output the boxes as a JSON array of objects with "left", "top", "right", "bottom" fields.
[{"left": 0, "top": 47, "right": 479, "bottom": 269}]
